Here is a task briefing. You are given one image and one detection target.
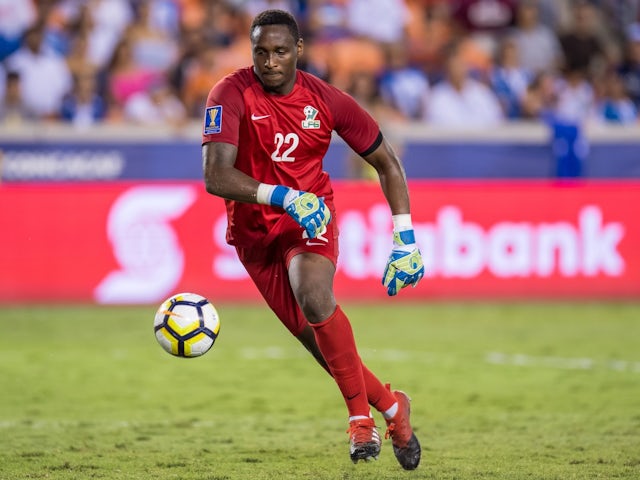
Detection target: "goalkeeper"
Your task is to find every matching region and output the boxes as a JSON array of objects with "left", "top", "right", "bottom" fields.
[{"left": 201, "top": 9, "right": 424, "bottom": 470}]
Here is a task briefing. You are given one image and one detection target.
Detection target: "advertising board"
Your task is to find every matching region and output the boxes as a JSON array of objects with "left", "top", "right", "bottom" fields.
[{"left": 1, "top": 181, "right": 638, "bottom": 303}]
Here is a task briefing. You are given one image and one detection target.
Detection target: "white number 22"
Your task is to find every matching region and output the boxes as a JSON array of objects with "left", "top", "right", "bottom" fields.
[{"left": 271, "top": 132, "right": 299, "bottom": 162}]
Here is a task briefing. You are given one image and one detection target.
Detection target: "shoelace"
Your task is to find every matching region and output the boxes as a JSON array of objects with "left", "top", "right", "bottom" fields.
[
  {"left": 384, "top": 422, "right": 396, "bottom": 440},
  {"left": 385, "top": 420, "right": 412, "bottom": 449},
  {"left": 347, "top": 422, "right": 380, "bottom": 444}
]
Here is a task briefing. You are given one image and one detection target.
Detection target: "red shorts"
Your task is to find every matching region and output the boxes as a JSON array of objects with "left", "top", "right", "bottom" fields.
[{"left": 235, "top": 213, "right": 339, "bottom": 337}]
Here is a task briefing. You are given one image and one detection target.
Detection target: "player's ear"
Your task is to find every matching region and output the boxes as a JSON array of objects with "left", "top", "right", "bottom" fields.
[{"left": 296, "top": 38, "right": 304, "bottom": 59}]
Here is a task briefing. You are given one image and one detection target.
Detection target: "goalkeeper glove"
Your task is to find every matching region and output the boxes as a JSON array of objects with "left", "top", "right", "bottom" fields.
[
  {"left": 266, "top": 185, "right": 331, "bottom": 239},
  {"left": 382, "top": 228, "right": 425, "bottom": 296}
]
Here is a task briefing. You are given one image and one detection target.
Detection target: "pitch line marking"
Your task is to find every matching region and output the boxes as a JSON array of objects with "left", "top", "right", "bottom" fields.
[
  {"left": 238, "top": 346, "right": 640, "bottom": 373},
  {"left": 485, "top": 352, "right": 640, "bottom": 373}
]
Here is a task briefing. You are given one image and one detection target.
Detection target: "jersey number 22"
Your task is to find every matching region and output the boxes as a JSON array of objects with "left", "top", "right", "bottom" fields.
[{"left": 271, "top": 132, "right": 299, "bottom": 162}]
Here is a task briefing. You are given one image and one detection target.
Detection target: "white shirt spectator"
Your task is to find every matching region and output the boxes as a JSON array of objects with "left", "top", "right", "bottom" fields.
[
  {"left": 424, "top": 78, "right": 505, "bottom": 127},
  {"left": 554, "top": 75, "right": 596, "bottom": 124},
  {"left": 380, "top": 67, "right": 430, "bottom": 119},
  {"left": 123, "top": 84, "right": 187, "bottom": 126},
  {"left": 346, "top": 0, "right": 410, "bottom": 44},
  {"left": 6, "top": 44, "right": 72, "bottom": 118},
  {"left": 509, "top": 2, "right": 562, "bottom": 74},
  {"left": 87, "top": 0, "right": 134, "bottom": 69}
]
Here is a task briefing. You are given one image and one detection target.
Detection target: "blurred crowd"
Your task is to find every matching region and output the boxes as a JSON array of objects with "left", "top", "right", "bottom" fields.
[{"left": 1, "top": 0, "right": 640, "bottom": 130}]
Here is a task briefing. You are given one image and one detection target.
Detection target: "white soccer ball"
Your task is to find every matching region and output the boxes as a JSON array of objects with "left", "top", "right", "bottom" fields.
[{"left": 153, "top": 292, "right": 220, "bottom": 358}]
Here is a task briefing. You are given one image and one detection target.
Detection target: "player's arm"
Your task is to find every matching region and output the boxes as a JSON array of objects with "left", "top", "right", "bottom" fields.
[
  {"left": 363, "top": 138, "right": 425, "bottom": 296},
  {"left": 202, "top": 141, "right": 261, "bottom": 203},
  {"left": 362, "top": 137, "right": 410, "bottom": 216},
  {"left": 202, "top": 141, "right": 330, "bottom": 239},
  {"left": 328, "top": 86, "right": 424, "bottom": 295}
]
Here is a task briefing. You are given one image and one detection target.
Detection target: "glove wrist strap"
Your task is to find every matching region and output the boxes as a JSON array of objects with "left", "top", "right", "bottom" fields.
[
  {"left": 394, "top": 229, "right": 416, "bottom": 246},
  {"left": 257, "top": 183, "right": 290, "bottom": 208},
  {"left": 392, "top": 214, "right": 415, "bottom": 246}
]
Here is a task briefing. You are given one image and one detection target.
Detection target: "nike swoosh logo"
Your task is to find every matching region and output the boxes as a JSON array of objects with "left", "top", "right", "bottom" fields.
[
  {"left": 346, "top": 393, "right": 360, "bottom": 400},
  {"left": 251, "top": 113, "right": 271, "bottom": 120},
  {"left": 306, "top": 240, "right": 326, "bottom": 246}
]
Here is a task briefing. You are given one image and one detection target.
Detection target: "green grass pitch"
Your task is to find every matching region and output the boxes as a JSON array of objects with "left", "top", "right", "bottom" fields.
[{"left": 1, "top": 301, "right": 639, "bottom": 479}]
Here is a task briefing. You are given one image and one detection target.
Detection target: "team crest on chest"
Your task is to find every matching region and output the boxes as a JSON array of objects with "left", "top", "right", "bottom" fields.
[{"left": 301, "top": 105, "right": 321, "bottom": 129}]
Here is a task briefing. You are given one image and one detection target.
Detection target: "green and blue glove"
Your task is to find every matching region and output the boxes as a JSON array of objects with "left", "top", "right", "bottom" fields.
[
  {"left": 269, "top": 185, "right": 331, "bottom": 239},
  {"left": 382, "top": 228, "right": 425, "bottom": 296}
]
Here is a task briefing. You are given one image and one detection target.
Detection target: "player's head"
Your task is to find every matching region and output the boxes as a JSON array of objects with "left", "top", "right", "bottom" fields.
[{"left": 250, "top": 9, "right": 303, "bottom": 94}]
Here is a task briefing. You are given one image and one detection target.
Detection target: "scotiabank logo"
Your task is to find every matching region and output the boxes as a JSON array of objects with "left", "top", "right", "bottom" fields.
[{"left": 339, "top": 204, "right": 625, "bottom": 279}]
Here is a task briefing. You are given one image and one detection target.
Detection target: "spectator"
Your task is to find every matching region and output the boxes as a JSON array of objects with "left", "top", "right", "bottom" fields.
[
  {"left": 127, "top": 0, "right": 179, "bottom": 73},
  {"left": 5, "top": 22, "right": 73, "bottom": 119},
  {"left": 489, "top": 37, "right": 532, "bottom": 118},
  {"left": 306, "top": 0, "right": 351, "bottom": 44},
  {"left": 201, "top": 0, "right": 247, "bottom": 47},
  {"left": 305, "top": 1, "right": 379, "bottom": 84},
  {"left": 509, "top": 0, "right": 562, "bottom": 75},
  {"left": 84, "top": 0, "right": 134, "bottom": 70},
  {"left": 404, "top": 0, "right": 455, "bottom": 76},
  {"left": 348, "top": 71, "right": 407, "bottom": 124},
  {"left": 379, "top": 41, "right": 431, "bottom": 120},
  {"left": 520, "top": 70, "right": 558, "bottom": 120},
  {"left": 450, "top": 0, "right": 518, "bottom": 59},
  {"left": 533, "top": 0, "right": 572, "bottom": 31},
  {"left": 423, "top": 41, "right": 504, "bottom": 127},
  {"left": 346, "top": 70, "right": 407, "bottom": 179},
  {"left": 345, "top": 0, "right": 411, "bottom": 45},
  {"left": 324, "top": 37, "right": 386, "bottom": 90},
  {"left": 174, "top": 7, "right": 254, "bottom": 115},
  {"left": 0, "top": 70, "right": 33, "bottom": 125},
  {"left": 558, "top": 1, "right": 612, "bottom": 79},
  {"left": 169, "top": 24, "right": 206, "bottom": 99},
  {"left": 65, "top": 27, "right": 98, "bottom": 80},
  {"left": 451, "top": 0, "right": 517, "bottom": 33},
  {"left": 180, "top": 44, "right": 220, "bottom": 117},
  {"left": 597, "top": 70, "right": 638, "bottom": 124},
  {"left": 105, "top": 35, "right": 163, "bottom": 119},
  {"left": 307, "top": 0, "right": 408, "bottom": 88},
  {"left": 57, "top": 2, "right": 96, "bottom": 71},
  {"left": 123, "top": 80, "right": 187, "bottom": 127},
  {"left": 595, "top": 0, "right": 640, "bottom": 46},
  {"left": 139, "top": 0, "right": 181, "bottom": 38},
  {"left": 554, "top": 68, "right": 597, "bottom": 124},
  {"left": 618, "top": 22, "right": 640, "bottom": 108},
  {"left": 60, "top": 70, "right": 107, "bottom": 128}
]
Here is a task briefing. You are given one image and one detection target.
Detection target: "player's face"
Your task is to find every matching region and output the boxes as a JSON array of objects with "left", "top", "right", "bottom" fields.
[{"left": 251, "top": 24, "right": 302, "bottom": 95}]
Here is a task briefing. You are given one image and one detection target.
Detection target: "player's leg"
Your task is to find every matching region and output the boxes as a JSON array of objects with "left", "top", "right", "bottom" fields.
[
  {"left": 237, "top": 220, "right": 385, "bottom": 464},
  {"left": 296, "top": 324, "right": 394, "bottom": 410},
  {"left": 237, "top": 241, "right": 366, "bottom": 412},
  {"left": 295, "top": 324, "right": 421, "bottom": 470},
  {"left": 288, "top": 252, "right": 380, "bottom": 463}
]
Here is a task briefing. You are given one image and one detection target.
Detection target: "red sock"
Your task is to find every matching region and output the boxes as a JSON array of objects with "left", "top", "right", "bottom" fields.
[
  {"left": 310, "top": 305, "right": 369, "bottom": 418},
  {"left": 361, "top": 364, "right": 396, "bottom": 414}
]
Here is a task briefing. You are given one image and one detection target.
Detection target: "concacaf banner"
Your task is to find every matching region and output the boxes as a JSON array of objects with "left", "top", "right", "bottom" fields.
[{"left": 1, "top": 181, "right": 639, "bottom": 303}]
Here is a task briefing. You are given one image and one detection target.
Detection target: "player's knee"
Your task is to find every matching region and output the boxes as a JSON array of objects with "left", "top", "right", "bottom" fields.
[{"left": 296, "top": 289, "right": 335, "bottom": 324}]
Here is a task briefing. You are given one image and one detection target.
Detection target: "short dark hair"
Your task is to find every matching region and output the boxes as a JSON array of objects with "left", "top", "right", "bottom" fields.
[{"left": 250, "top": 9, "right": 301, "bottom": 43}]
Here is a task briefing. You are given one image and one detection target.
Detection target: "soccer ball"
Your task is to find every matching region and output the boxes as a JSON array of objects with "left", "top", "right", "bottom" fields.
[{"left": 154, "top": 292, "right": 220, "bottom": 358}]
